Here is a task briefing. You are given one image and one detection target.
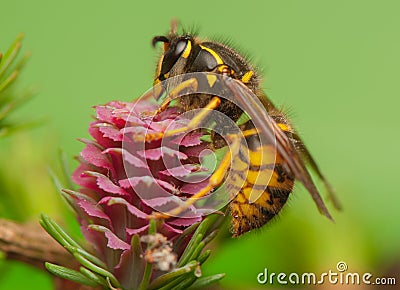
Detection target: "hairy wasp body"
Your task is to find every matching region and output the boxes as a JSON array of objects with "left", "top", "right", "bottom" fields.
[{"left": 150, "top": 23, "right": 338, "bottom": 236}]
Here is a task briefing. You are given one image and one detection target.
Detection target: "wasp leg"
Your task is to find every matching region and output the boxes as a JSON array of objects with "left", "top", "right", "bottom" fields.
[
  {"left": 148, "top": 132, "right": 242, "bottom": 219},
  {"left": 140, "top": 96, "right": 171, "bottom": 118},
  {"left": 141, "top": 96, "right": 221, "bottom": 142},
  {"left": 141, "top": 77, "right": 199, "bottom": 118},
  {"left": 241, "top": 128, "right": 259, "bottom": 137},
  {"left": 163, "top": 96, "right": 220, "bottom": 136}
]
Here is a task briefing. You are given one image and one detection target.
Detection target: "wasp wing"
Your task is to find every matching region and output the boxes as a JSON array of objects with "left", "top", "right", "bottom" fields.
[
  {"left": 291, "top": 131, "right": 342, "bottom": 211},
  {"left": 225, "top": 78, "right": 333, "bottom": 220}
]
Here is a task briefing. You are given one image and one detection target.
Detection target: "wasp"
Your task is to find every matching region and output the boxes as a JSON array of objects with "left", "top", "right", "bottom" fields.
[{"left": 144, "top": 21, "right": 340, "bottom": 237}]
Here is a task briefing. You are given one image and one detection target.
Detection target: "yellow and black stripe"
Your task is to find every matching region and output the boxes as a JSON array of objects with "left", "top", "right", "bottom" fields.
[
  {"left": 228, "top": 122, "right": 295, "bottom": 237},
  {"left": 150, "top": 25, "right": 335, "bottom": 236}
]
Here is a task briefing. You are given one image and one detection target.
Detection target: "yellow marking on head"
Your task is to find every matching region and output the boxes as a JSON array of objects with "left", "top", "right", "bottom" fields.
[
  {"left": 199, "top": 44, "right": 224, "bottom": 65},
  {"left": 206, "top": 74, "right": 217, "bottom": 87},
  {"left": 277, "top": 123, "right": 291, "bottom": 132},
  {"left": 241, "top": 70, "right": 254, "bottom": 83},
  {"left": 154, "top": 55, "right": 164, "bottom": 85},
  {"left": 182, "top": 40, "right": 192, "bottom": 58}
]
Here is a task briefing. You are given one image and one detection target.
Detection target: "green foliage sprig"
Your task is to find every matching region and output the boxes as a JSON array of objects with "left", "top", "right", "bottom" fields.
[{"left": 0, "top": 34, "right": 35, "bottom": 137}]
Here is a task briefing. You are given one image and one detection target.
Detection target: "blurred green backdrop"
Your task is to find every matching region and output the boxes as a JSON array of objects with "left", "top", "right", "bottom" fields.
[{"left": 1, "top": 0, "right": 399, "bottom": 289}]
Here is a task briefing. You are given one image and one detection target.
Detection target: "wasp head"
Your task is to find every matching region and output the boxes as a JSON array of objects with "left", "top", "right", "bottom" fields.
[{"left": 152, "top": 31, "right": 192, "bottom": 85}]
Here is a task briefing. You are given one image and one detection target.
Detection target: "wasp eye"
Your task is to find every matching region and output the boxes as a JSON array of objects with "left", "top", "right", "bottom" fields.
[
  {"left": 159, "top": 39, "right": 188, "bottom": 77},
  {"left": 173, "top": 39, "right": 187, "bottom": 57}
]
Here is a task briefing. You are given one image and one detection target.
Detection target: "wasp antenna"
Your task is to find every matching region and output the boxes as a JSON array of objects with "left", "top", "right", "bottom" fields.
[
  {"left": 152, "top": 36, "right": 169, "bottom": 48},
  {"left": 170, "top": 18, "right": 178, "bottom": 36}
]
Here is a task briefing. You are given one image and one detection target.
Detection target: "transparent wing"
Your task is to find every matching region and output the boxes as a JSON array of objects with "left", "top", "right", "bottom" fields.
[{"left": 225, "top": 77, "right": 334, "bottom": 220}]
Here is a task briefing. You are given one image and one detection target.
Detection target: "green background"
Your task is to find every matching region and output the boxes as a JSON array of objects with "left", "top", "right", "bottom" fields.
[{"left": 1, "top": 0, "right": 399, "bottom": 289}]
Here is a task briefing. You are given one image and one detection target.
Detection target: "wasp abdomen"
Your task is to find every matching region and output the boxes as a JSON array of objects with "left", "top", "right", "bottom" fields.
[{"left": 229, "top": 129, "right": 295, "bottom": 237}]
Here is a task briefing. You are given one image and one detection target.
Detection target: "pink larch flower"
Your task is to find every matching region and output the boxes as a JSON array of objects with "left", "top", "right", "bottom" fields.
[{"left": 57, "top": 96, "right": 222, "bottom": 289}]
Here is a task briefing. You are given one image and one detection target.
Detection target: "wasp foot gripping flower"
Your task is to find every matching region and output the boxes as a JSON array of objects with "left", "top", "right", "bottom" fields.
[{"left": 41, "top": 96, "right": 225, "bottom": 290}]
